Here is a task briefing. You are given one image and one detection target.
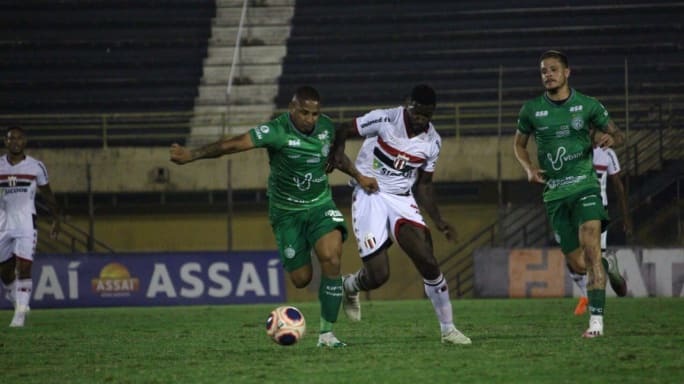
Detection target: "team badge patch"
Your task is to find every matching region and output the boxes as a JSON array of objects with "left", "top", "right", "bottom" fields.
[
  {"left": 363, "top": 233, "right": 376, "bottom": 250},
  {"left": 393, "top": 153, "right": 409, "bottom": 170}
]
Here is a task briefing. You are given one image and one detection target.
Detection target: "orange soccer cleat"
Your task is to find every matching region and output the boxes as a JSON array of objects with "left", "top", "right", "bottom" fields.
[{"left": 574, "top": 296, "right": 588, "bottom": 316}]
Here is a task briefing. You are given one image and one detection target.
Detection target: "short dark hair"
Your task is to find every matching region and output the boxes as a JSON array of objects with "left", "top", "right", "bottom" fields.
[
  {"left": 410, "top": 84, "right": 436, "bottom": 106},
  {"left": 292, "top": 86, "right": 321, "bottom": 103},
  {"left": 5, "top": 126, "right": 23, "bottom": 136},
  {"left": 540, "top": 50, "right": 569, "bottom": 68}
]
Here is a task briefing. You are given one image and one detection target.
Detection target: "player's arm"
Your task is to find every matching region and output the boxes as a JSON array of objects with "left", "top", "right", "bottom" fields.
[
  {"left": 595, "top": 120, "right": 625, "bottom": 148},
  {"left": 415, "top": 169, "right": 456, "bottom": 242},
  {"left": 513, "top": 131, "right": 546, "bottom": 184},
  {"left": 169, "top": 132, "right": 255, "bottom": 165},
  {"left": 326, "top": 121, "right": 356, "bottom": 173},
  {"left": 38, "top": 183, "right": 61, "bottom": 239},
  {"left": 609, "top": 172, "right": 633, "bottom": 236},
  {"left": 334, "top": 151, "right": 379, "bottom": 193}
]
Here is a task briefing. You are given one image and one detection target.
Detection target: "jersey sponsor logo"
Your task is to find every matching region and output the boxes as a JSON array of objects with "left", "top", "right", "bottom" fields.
[
  {"left": 360, "top": 117, "right": 390, "bottom": 129},
  {"left": 546, "top": 146, "right": 583, "bottom": 170},
  {"left": 535, "top": 110, "right": 549, "bottom": 117},
  {"left": 317, "top": 131, "right": 329, "bottom": 141},
  {"left": 259, "top": 125, "right": 270, "bottom": 134},
  {"left": 325, "top": 209, "right": 344, "bottom": 222},
  {"left": 547, "top": 175, "right": 588, "bottom": 189},
  {"left": 288, "top": 139, "right": 301, "bottom": 147},
  {"left": 569, "top": 105, "right": 583, "bottom": 112},
  {"left": 292, "top": 173, "right": 312, "bottom": 191}
]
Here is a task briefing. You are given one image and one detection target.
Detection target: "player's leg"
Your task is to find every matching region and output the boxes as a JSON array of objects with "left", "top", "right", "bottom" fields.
[
  {"left": 0, "top": 234, "right": 17, "bottom": 308},
  {"left": 579, "top": 219, "right": 606, "bottom": 338},
  {"left": 309, "top": 202, "right": 348, "bottom": 348},
  {"left": 341, "top": 187, "right": 392, "bottom": 321},
  {"left": 0, "top": 255, "right": 17, "bottom": 307},
  {"left": 394, "top": 221, "right": 470, "bottom": 345},
  {"left": 601, "top": 227, "right": 627, "bottom": 297},
  {"left": 10, "top": 233, "right": 36, "bottom": 327},
  {"left": 548, "top": 198, "right": 588, "bottom": 315},
  {"left": 571, "top": 192, "right": 610, "bottom": 338}
]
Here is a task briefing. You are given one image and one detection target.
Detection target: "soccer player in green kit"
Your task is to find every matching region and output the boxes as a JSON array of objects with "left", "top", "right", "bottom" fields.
[
  {"left": 514, "top": 50, "right": 627, "bottom": 338},
  {"left": 170, "top": 86, "right": 377, "bottom": 347}
]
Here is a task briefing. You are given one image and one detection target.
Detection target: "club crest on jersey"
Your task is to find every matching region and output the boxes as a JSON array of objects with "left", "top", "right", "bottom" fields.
[
  {"left": 393, "top": 153, "right": 409, "bottom": 170},
  {"left": 571, "top": 116, "right": 584, "bottom": 130},
  {"left": 363, "top": 233, "right": 376, "bottom": 250}
]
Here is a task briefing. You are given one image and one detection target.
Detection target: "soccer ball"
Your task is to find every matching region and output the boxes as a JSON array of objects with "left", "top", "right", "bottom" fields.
[{"left": 266, "top": 305, "right": 306, "bottom": 346}]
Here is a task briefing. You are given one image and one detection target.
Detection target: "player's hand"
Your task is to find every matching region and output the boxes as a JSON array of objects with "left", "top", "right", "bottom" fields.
[
  {"left": 596, "top": 133, "right": 615, "bottom": 148},
  {"left": 436, "top": 221, "right": 457, "bottom": 243},
  {"left": 356, "top": 174, "right": 379, "bottom": 194},
  {"left": 169, "top": 143, "right": 192, "bottom": 165},
  {"left": 526, "top": 167, "right": 546, "bottom": 184},
  {"left": 50, "top": 219, "right": 60, "bottom": 240}
]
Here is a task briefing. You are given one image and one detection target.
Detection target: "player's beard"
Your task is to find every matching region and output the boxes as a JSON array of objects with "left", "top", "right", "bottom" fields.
[{"left": 544, "top": 77, "right": 567, "bottom": 95}]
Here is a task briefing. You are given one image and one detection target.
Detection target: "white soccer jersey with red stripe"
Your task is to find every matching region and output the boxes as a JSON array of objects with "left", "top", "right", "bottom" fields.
[
  {"left": 354, "top": 106, "right": 441, "bottom": 195},
  {"left": 0, "top": 155, "right": 49, "bottom": 231},
  {"left": 593, "top": 146, "right": 620, "bottom": 206}
]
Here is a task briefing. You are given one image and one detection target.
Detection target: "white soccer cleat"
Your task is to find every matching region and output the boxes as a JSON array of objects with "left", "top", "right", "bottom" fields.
[
  {"left": 342, "top": 274, "right": 361, "bottom": 322},
  {"left": 441, "top": 328, "right": 472, "bottom": 345},
  {"left": 582, "top": 315, "right": 604, "bottom": 338},
  {"left": 316, "top": 332, "right": 347, "bottom": 348},
  {"left": 9, "top": 304, "right": 29, "bottom": 328}
]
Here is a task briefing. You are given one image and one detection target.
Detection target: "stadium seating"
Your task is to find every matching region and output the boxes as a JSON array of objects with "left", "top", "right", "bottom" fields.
[
  {"left": 0, "top": 0, "right": 215, "bottom": 146},
  {"left": 276, "top": 0, "right": 683, "bottom": 115}
]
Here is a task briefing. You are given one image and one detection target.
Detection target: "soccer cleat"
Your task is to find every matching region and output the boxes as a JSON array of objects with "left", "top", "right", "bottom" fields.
[
  {"left": 574, "top": 296, "right": 588, "bottom": 316},
  {"left": 9, "top": 304, "right": 29, "bottom": 328},
  {"left": 317, "top": 332, "right": 347, "bottom": 348},
  {"left": 341, "top": 274, "right": 361, "bottom": 322},
  {"left": 581, "top": 315, "right": 604, "bottom": 338},
  {"left": 604, "top": 251, "right": 627, "bottom": 297},
  {"left": 441, "top": 328, "right": 472, "bottom": 345}
]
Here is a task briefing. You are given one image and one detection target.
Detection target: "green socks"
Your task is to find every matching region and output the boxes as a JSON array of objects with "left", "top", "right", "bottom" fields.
[
  {"left": 587, "top": 289, "right": 606, "bottom": 315},
  {"left": 318, "top": 275, "right": 343, "bottom": 333}
]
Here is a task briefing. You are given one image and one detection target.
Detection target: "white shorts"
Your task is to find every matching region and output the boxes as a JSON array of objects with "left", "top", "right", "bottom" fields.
[
  {"left": 351, "top": 186, "right": 427, "bottom": 258},
  {"left": 0, "top": 230, "right": 37, "bottom": 263}
]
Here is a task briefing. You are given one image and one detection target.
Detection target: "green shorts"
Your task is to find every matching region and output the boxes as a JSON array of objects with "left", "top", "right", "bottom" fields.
[
  {"left": 544, "top": 188, "right": 609, "bottom": 255},
  {"left": 269, "top": 200, "right": 348, "bottom": 272}
]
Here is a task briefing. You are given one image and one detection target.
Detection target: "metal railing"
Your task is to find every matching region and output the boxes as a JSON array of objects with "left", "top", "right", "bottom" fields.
[{"left": 1, "top": 94, "right": 682, "bottom": 148}]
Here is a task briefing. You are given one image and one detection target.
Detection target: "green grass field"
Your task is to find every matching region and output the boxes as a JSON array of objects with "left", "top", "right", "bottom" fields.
[{"left": 1, "top": 298, "right": 683, "bottom": 384}]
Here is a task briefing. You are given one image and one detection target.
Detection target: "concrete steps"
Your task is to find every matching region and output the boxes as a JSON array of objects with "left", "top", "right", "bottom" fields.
[{"left": 189, "top": 0, "right": 292, "bottom": 145}]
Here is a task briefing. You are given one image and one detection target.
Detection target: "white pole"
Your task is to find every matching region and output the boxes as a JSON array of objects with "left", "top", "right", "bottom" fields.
[{"left": 226, "top": 0, "right": 249, "bottom": 104}]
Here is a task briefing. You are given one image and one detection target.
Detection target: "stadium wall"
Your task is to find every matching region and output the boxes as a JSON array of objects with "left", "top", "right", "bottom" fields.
[
  {"left": 32, "top": 136, "right": 534, "bottom": 193},
  {"left": 63, "top": 203, "right": 499, "bottom": 301}
]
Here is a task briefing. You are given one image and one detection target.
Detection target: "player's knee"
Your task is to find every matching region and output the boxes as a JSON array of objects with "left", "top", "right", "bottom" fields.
[{"left": 291, "top": 275, "right": 312, "bottom": 289}]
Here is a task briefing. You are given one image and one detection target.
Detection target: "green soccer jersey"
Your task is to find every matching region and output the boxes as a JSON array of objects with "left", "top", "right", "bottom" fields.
[
  {"left": 517, "top": 89, "right": 610, "bottom": 202},
  {"left": 248, "top": 112, "right": 335, "bottom": 210}
]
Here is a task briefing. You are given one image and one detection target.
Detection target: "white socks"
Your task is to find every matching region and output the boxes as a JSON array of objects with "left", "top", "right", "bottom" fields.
[
  {"left": 423, "top": 274, "right": 454, "bottom": 333},
  {"left": 569, "top": 270, "right": 588, "bottom": 297},
  {"left": 14, "top": 279, "right": 32, "bottom": 309}
]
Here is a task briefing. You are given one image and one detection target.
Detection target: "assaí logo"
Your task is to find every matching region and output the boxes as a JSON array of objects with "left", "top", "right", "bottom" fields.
[{"left": 91, "top": 262, "right": 140, "bottom": 297}]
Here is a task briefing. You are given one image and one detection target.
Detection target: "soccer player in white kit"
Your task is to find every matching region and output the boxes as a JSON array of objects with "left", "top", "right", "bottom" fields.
[
  {"left": 0, "top": 126, "right": 61, "bottom": 327},
  {"left": 570, "top": 143, "right": 631, "bottom": 315},
  {"left": 330, "top": 85, "right": 471, "bottom": 345}
]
